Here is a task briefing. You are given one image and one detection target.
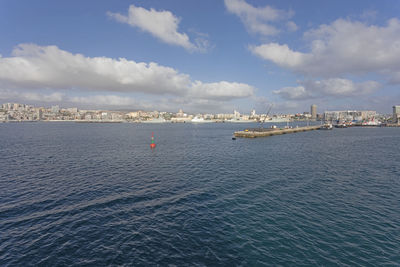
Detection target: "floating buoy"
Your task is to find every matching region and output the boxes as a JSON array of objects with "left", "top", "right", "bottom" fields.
[{"left": 150, "top": 132, "right": 156, "bottom": 149}]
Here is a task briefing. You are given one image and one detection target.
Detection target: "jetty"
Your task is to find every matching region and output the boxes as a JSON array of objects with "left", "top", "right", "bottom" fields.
[{"left": 234, "top": 125, "right": 322, "bottom": 138}]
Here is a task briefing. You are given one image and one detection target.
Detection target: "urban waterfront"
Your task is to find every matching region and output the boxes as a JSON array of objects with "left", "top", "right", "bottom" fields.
[{"left": 1, "top": 122, "right": 399, "bottom": 266}]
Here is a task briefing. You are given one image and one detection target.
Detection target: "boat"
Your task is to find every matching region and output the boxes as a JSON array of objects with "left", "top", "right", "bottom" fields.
[
  {"left": 191, "top": 116, "right": 213, "bottom": 123},
  {"left": 141, "top": 117, "right": 167, "bottom": 123},
  {"left": 227, "top": 118, "right": 256, "bottom": 123},
  {"left": 335, "top": 120, "right": 348, "bottom": 128},
  {"left": 266, "top": 117, "right": 290, "bottom": 123},
  {"left": 335, "top": 123, "right": 347, "bottom": 128},
  {"left": 361, "top": 119, "right": 381, "bottom": 126},
  {"left": 319, "top": 123, "right": 333, "bottom": 130}
]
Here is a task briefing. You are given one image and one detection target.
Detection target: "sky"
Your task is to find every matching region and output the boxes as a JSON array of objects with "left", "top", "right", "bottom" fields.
[{"left": 1, "top": 0, "right": 400, "bottom": 114}]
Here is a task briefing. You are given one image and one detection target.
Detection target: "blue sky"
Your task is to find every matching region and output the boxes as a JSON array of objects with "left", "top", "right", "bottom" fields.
[{"left": 1, "top": 0, "right": 400, "bottom": 114}]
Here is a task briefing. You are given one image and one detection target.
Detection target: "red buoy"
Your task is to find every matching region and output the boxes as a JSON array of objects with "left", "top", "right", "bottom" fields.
[{"left": 150, "top": 132, "right": 156, "bottom": 149}]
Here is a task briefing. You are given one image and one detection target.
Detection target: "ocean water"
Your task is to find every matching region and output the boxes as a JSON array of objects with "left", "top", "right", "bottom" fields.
[{"left": 0, "top": 122, "right": 399, "bottom": 266}]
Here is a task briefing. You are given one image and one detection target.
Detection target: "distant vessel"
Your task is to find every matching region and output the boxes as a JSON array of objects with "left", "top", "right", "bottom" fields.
[
  {"left": 362, "top": 120, "right": 381, "bottom": 126},
  {"left": 191, "top": 116, "right": 212, "bottom": 123},
  {"left": 335, "top": 124, "right": 348, "bottom": 128},
  {"left": 267, "top": 117, "right": 290, "bottom": 123},
  {"left": 142, "top": 117, "right": 166, "bottom": 123},
  {"left": 319, "top": 123, "right": 333, "bottom": 130},
  {"left": 228, "top": 118, "right": 255, "bottom": 123},
  {"left": 335, "top": 121, "right": 349, "bottom": 128}
]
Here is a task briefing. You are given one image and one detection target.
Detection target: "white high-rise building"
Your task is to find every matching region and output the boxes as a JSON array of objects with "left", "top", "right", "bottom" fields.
[
  {"left": 393, "top": 106, "right": 400, "bottom": 123},
  {"left": 311, "top": 104, "right": 317, "bottom": 120}
]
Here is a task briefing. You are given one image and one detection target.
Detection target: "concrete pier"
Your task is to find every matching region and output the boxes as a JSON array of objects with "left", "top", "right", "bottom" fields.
[
  {"left": 234, "top": 125, "right": 322, "bottom": 138},
  {"left": 383, "top": 123, "right": 400, "bottom": 127}
]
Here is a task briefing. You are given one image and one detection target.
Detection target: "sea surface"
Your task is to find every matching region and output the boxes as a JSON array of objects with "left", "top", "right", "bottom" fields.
[{"left": 0, "top": 122, "right": 399, "bottom": 266}]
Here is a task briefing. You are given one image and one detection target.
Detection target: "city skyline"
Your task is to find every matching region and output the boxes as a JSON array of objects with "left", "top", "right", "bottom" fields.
[
  {"left": 1, "top": 0, "right": 400, "bottom": 113},
  {"left": 2, "top": 101, "right": 396, "bottom": 124}
]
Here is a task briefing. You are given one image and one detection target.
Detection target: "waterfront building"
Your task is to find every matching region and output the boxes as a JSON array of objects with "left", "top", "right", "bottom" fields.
[
  {"left": 324, "top": 110, "right": 377, "bottom": 122},
  {"left": 393, "top": 105, "right": 400, "bottom": 123},
  {"left": 311, "top": 104, "right": 317, "bottom": 120},
  {"left": 37, "top": 109, "right": 43, "bottom": 120},
  {"left": 176, "top": 109, "right": 186, "bottom": 118},
  {"left": 216, "top": 113, "right": 233, "bottom": 120},
  {"left": 360, "top": 111, "right": 377, "bottom": 120},
  {"left": 111, "top": 113, "right": 123, "bottom": 121},
  {"left": 126, "top": 111, "right": 139, "bottom": 118}
]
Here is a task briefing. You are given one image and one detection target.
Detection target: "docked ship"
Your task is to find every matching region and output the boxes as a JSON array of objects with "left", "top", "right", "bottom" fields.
[
  {"left": 227, "top": 118, "right": 255, "bottom": 123},
  {"left": 191, "top": 116, "right": 213, "bottom": 123},
  {"left": 141, "top": 117, "right": 167, "bottom": 123},
  {"left": 319, "top": 123, "right": 333, "bottom": 130},
  {"left": 267, "top": 117, "right": 290, "bottom": 123},
  {"left": 361, "top": 119, "right": 381, "bottom": 126}
]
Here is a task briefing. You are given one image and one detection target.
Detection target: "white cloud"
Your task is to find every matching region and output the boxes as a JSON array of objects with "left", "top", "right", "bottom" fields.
[
  {"left": 0, "top": 44, "right": 254, "bottom": 104},
  {"left": 274, "top": 78, "right": 382, "bottom": 100},
  {"left": 224, "top": 0, "right": 293, "bottom": 36},
  {"left": 107, "top": 5, "right": 208, "bottom": 52},
  {"left": 190, "top": 81, "right": 254, "bottom": 100},
  {"left": 250, "top": 18, "right": 400, "bottom": 82},
  {"left": 273, "top": 86, "right": 311, "bottom": 100},
  {"left": 0, "top": 90, "right": 65, "bottom": 102},
  {"left": 304, "top": 79, "right": 381, "bottom": 97},
  {"left": 69, "top": 94, "right": 242, "bottom": 113},
  {"left": 286, "top": 21, "right": 298, "bottom": 32},
  {"left": 250, "top": 43, "right": 305, "bottom": 68},
  {"left": 70, "top": 95, "right": 138, "bottom": 107},
  {"left": 0, "top": 44, "right": 190, "bottom": 95}
]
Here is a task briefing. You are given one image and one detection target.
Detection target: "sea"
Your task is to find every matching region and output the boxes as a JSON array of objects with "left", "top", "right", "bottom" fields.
[{"left": 0, "top": 122, "right": 399, "bottom": 266}]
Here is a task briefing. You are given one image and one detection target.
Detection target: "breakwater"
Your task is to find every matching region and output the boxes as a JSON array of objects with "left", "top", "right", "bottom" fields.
[{"left": 234, "top": 125, "right": 322, "bottom": 138}]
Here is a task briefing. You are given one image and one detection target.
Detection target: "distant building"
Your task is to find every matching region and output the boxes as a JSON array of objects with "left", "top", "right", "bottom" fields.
[
  {"left": 51, "top": 105, "right": 60, "bottom": 113},
  {"left": 37, "top": 109, "right": 43, "bottom": 120},
  {"left": 176, "top": 109, "right": 186, "bottom": 118},
  {"left": 67, "top": 107, "right": 78, "bottom": 113},
  {"left": 126, "top": 111, "right": 139, "bottom": 118},
  {"left": 324, "top": 110, "right": 377, "bottom": 122},
  {"left": 393, "top": 106, "right": 400, "bottom": 123},
  {"left": 311, "top": 104, "right": 317, "bottom": 120},
  {"left": 233, "top": 110, "right": 240, "bottom": 119},
  {"left": 360, "top": 111, "right": 377, "bottom": 120}
]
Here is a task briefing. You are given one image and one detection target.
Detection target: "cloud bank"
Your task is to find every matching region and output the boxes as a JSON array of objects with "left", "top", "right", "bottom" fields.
[
  {"left": 0, "top": 44, "right": 255, "bottom": 110},
  {"left": 107, "top": 5, "right": 208, "bottom": 52},
  {"left": 274, "top": 79, "right": 382, "bottom": 100},
  {"left": 250, "top": 18, "right": 400, "bottom": 82}
]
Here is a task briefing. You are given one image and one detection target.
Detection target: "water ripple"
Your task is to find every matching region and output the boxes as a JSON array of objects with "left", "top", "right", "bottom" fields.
[{"left": 0, "top": 123, "right": 399, "bottom": 265}]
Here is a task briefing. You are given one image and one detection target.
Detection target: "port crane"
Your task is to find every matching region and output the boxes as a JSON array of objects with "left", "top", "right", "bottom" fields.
[{"left": 260, "top": 104, "right": 273, "bottom": 129}]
